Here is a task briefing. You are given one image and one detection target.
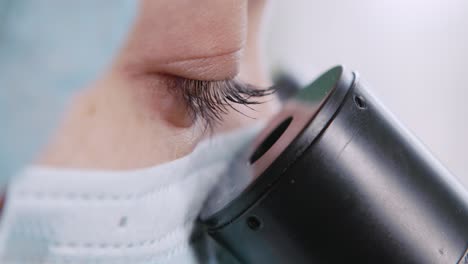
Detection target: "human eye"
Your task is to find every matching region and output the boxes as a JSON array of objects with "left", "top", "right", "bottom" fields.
[{"left": 167, "top": 77, "right": 275, "bottom": 131}]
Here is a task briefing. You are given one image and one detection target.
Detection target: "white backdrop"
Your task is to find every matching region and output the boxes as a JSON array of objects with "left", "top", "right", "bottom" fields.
[{"left": 267, "top": 0, "right": 468, "bottom": 186}]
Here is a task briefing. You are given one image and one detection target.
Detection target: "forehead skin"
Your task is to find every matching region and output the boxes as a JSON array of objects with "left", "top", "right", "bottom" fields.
[{"left": 117, "top": 0, "right": 248, "bottom": 80}]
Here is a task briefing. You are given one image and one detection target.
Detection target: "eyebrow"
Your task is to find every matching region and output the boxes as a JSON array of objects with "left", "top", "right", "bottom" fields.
[{"left": 167, "top": 77, "right": 275, "bottom": 131}]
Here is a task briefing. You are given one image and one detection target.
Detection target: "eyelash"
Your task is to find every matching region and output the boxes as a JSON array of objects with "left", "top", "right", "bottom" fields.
[{"left": 168, "top": 77, "right": 276, "bottom": 131}]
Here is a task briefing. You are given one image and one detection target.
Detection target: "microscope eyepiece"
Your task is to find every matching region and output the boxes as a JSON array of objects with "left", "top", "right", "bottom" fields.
[{"left": 202, "top": 66, "right": 468, "bottom": 264}]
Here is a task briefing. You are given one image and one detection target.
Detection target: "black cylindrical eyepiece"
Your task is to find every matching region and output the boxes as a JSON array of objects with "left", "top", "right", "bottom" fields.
[{"left": 203, "top": 66, "right": 468, "bottom": 264}]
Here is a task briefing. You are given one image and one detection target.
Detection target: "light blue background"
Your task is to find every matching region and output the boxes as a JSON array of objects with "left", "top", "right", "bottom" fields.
[{"left": 0, "top": 0, "right": 138, "bottom": 186}]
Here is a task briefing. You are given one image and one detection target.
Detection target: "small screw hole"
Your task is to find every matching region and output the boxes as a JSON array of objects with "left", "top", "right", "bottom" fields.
[
  {"left": 246, "top": 216, "right": 262, "bottom": 231},
  {"left": 354, "top": 95, "right": 367, "bottom": 109}
]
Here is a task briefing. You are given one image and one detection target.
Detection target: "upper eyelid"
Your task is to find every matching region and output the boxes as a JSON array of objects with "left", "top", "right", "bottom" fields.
[
  {"left": 138, "top": 49, "right": 242, "bottom": 82},
  {"left": 157, "top": 46, "right": 243, "bottom": 66}
]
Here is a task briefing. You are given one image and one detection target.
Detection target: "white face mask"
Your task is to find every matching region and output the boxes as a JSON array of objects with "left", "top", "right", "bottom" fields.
[{"left": 0, "top": 124, "right": 262, "bottom": 264}]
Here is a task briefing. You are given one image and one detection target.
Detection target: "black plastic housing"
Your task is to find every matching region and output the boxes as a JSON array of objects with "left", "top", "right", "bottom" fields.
[{"left": 203, "top": 66, "right": 468, "bottom": 264}]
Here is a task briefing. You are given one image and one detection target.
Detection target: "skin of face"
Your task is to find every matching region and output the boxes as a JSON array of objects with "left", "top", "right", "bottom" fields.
[{"left": 38, "top": 0, "right": 278, "bottom": 170}]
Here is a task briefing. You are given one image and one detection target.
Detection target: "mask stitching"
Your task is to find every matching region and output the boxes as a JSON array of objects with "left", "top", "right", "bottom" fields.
[
  {"left": 8, "top": 211, "right": 202, "bottom": 250},
  {"left": 5, "top": 233, "right": 204, "bottom": 264},
  {"left": 12, "top": 163, "right": 227, "bottom": 202},
  {"left": 5, "top": 166, "right": 225, "bottom": 252},
  {"left": 46, "top": 220, "right": 195, "bottom": 250},
  {"left": 146, "top": 237, "right": 203, "bottom": 263},
  {"left": 52, "top": 237, "right": 203, "bottom": 264}
]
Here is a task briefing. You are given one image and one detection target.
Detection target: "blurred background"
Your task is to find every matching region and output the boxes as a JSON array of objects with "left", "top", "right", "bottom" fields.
[
  {"left": 267, "top": 0, "right": 468, "bottom": 187},
  {"left": 0, "top": 0, "right": 466, "bottom": 186},
  {"left": 0, "top": 0, "right": 138, "bottom": 184}
]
